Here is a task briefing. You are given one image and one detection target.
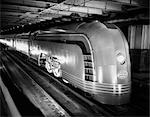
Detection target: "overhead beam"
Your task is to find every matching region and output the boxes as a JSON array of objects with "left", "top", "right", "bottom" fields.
[
  {"left": 35, "top": 0, "right": 65, "bottom": 4},
  {"left": 52, "top": 3, "right": 103, "bottom": 14},
  {"left": 111, "top": 0, "right": 149, "bottom": 7},
  {"left": 2, "top": 0, "right": 56, "bottom": 8},
  {"left": 1, "top": 4, "right": 44, "bottom": 13},
  {"left": 106, "top": 16, "right": 149, "bottom": 26},
  {"left": 65, "top": 0, "right": 148, "bottom": 7},
  {"left": 41, "top": 3, "right": 102, "bottom": 15},
  {"left": 64, "top": 1, "right": 122, "bottom": 12},
  {"left": 1, "top": 11, "right": 25, "bottom": 16}
]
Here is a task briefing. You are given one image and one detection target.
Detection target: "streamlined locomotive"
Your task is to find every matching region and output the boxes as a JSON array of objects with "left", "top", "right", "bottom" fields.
[{"left": 0, "top": 21, "right": 131, "bottom": 105}]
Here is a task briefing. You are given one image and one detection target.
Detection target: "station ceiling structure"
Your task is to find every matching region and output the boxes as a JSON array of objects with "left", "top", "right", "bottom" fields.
[{"left": 0, "top": 0, "right": 149, "bottom": 33}]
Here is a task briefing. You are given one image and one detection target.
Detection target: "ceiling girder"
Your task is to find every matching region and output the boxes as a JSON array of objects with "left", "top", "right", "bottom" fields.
[
  {"left": 112, "top": 0, "right": 149, "bottom": 7},
  {"left": 1, "top": 4, "right": 44, "bottom": 13},
  {"left": 64, "top": 0, "right": 122, "bottom": 12},
  {"left": 50, "top": 3, "right": 103, "bottom": 14},
  {"left": 35, "top": 0, "right": 65, "bottom": 3},
  {"left": 1, "top": 11, "right": 25, "bottom": 16},
  {"left": 1, "top": 0, "right": 149, "bottom": 32},
  {"left": 2, "top": 0, "right": 56, "bottom": 8},
  {"left": 65, "top": 0, "right": 148, "bottom": 7}
]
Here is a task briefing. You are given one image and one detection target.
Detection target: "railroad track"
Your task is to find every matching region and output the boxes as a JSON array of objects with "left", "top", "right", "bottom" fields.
[
  {"left": 2, "top": 49, "right": 148, "bottom": 116},
  {"left": 0, "top": 62, "right": 45, "bottom": 117},
  {"left": 2, "top": 50, "right": 111, "bottom": 117},
  {"left": 1, "top": 51, "right": 70, "bottom": 117}
]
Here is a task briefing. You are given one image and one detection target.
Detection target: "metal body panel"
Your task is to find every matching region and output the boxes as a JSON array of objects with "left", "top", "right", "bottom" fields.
[{"left": 30, "top": 40, "right": 85, "bottom": 84}]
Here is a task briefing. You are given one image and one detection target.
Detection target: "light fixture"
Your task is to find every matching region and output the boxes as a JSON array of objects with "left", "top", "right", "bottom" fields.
[{"left": 117, "top": 53, "right": 126, "bottom": 65}]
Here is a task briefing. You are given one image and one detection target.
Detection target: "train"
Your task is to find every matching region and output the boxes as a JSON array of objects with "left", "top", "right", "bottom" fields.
[{"left": 0, "top": 21, "right": 131, "bottom": 105}]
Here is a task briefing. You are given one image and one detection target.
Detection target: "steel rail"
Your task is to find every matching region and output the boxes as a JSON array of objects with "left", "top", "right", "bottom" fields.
[
  {"left": 5, "top": 50, "right": 113, "bottom": 116},
  {"left": 2, "top": 51, "right": 70, "bottom": 117}
]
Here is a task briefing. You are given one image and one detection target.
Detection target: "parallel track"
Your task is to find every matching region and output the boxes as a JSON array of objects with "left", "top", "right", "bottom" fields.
[
  {"left": 0, "top": 53, "right": 44, "bottom": 117},
  {"left": 2, "top": 50, "right": 110, "bottom": 116},
  {"left": 2, "top": 49, "right": 149, "bottom": 116},
  {"left": 1, "top": 51, "right": 70, "bottom": 117}
]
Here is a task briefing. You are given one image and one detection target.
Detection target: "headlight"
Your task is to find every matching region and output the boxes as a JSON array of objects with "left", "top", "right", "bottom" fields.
[{"left": 117, "top": 53, "right": 126, "bottom": 65}]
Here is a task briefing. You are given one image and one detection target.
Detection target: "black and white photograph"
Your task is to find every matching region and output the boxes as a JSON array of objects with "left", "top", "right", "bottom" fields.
[{"left": 0, "top": 0, "right": 149, "bottom": 117}]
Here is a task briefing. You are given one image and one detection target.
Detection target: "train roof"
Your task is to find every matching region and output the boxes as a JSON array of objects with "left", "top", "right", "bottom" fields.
[{"left": 13, "top": 21, "right": 118, "bottom": 37}]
